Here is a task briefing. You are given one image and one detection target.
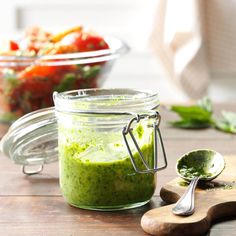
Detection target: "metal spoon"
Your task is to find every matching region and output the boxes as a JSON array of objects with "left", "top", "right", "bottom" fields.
[{"left": 172, "top": 149, "right": 225, "bottom": 216}]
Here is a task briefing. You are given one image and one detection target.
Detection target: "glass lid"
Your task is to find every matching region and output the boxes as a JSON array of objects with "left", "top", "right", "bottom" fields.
[{"left": 0, "top": 107, "right": 58, "bottom": 167}]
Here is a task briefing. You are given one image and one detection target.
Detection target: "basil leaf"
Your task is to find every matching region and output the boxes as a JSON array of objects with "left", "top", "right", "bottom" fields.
[
  {"left": 170, "top": 105, "right": 212, "bottom": 122},
  {"left": 170, "top": 119, "right": 211, "bottom": 129},
  {"left": 198, "top": 97, "right": 213, "bottom": 113},
  {"left": 169, "top": 97, "right": 236, "bottom": 134},
  {"left": 55, "top": 73, "right": 77, "bottom": 92},
  {"left": 214, "top": 111, "right": 236, "bottom": 134},
  {"left": 82, "top": 65, "right": 101, "bottom": 79},
  {"left": 169, "top": 97, "right": 213, "bottom": 129}
]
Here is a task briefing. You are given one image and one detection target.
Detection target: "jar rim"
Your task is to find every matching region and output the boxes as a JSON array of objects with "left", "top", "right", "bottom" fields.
[{"left": 53, "top": 88, "right": 159, "bottom": 114}]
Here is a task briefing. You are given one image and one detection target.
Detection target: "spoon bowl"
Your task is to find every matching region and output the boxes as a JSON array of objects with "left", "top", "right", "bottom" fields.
[
  {"left": 172, "top": 149, "right": 225, "bottom": 216},
  {"left": 176, "top": 149, "right": 225, "bottom": 182}
]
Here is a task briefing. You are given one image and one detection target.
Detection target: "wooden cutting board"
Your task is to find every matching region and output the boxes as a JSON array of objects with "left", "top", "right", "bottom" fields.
[{"left": 141, "top": 155, "right": 236, "bottom": 236}]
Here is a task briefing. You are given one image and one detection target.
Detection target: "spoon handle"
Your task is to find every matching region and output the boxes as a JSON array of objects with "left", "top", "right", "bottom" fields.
[{"left": 172, "top": 176, "right": 200, "bottom": 216}]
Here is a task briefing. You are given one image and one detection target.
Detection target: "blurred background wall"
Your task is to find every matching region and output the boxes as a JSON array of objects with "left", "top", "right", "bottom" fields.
[
  {"left": 0, "top": 0, "right": 158, "bottom": 50},
  {"left": 1, "top": 0, "right": 236, "bottom": 103}
]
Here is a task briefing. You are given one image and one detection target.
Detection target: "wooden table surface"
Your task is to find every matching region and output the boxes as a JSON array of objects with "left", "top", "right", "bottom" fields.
[{"left": 0, "top": 103, "right": 236, "bottom": 236}]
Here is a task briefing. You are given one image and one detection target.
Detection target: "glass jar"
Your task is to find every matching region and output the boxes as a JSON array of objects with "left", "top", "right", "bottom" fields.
[{"left": 0, "top": 88, "right": 167, "bottom": 210}]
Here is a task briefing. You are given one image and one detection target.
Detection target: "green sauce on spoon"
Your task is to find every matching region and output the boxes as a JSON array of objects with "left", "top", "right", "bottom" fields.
[
  {"left": 176, "top": 149, "right": 225, "bottom": 181},
  {"left": 173, "top": 149, "right": 225, "bottom": 216}
]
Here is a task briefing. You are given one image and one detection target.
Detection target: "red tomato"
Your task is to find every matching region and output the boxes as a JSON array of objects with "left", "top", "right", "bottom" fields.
[
  {"left": 17, "top": 64, "right": 78, "bottom": 100},
  {"left": 9, "top": 40, "right": 19, "bottom": 51},
  {"left": 60, "top": 32, "right": 109, "bottom": 52},
  {"left": 18, "top": 65, "right": 57, "bottom": 80},
  {"left": 18, "top": 63, "right": 77, "bottom": 80},
  {"left": 75, "top": 33, "right": 109, "bottom": 52}
]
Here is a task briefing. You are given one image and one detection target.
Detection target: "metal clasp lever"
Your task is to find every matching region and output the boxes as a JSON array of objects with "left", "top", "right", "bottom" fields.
[{"left": 122, "top": 111, "right": 167, "bottom": 174}]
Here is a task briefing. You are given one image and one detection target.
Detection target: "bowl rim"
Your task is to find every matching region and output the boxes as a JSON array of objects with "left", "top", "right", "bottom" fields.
[{"left": 0, "top": 36, "right": 129, "bottom": 66}]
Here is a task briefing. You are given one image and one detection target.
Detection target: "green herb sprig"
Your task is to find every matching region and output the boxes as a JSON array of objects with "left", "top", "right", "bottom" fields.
[{"left": 169, "top": 97, "right": 236, "bottom": 134}]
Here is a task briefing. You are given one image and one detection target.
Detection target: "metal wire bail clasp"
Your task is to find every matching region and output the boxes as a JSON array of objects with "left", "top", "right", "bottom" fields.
[{"left": 122, "top": 111, "right": 167, "bottom": 174}]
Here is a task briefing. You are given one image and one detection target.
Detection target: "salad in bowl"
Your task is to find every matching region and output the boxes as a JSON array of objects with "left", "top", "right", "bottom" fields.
[{"left": 0, "top": 26, "right": 128, "bottom": 122}]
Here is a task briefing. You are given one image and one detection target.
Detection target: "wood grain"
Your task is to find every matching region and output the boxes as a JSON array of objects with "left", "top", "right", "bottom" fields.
[
  {"left": 0, "top": 103, "right": 236, "bottom": 236},
  {"left": 0, "top": 196, "right": 163, "bottom": 236},
  {"left": 141, "top": 156, "right": 236, "bottom": 236}
]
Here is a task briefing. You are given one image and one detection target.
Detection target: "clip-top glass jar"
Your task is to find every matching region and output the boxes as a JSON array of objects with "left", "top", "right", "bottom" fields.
[{"left": 1, "top": 88, "right": 167, "bottom": 210}]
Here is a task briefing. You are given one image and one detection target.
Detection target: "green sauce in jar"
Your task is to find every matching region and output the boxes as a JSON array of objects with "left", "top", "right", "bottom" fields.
[{"left": 58, "top": 123, "right": 155, "bottom": 210}]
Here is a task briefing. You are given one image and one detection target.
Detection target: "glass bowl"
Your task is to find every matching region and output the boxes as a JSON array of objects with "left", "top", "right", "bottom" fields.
[{"left": 0, "top": 36, "right": 129, "bottom": 123}]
